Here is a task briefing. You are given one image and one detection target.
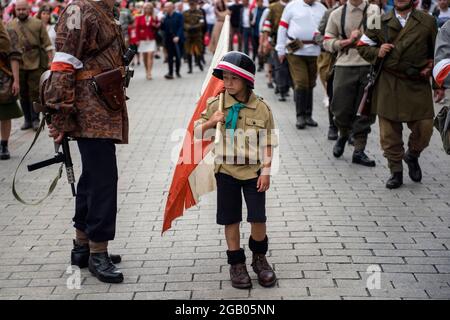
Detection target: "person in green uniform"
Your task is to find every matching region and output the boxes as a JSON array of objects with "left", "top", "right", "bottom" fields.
[
  {"left": 357, "top": 0, "right": 446, "bottom": 188},
  {"left": 183, "top": 0, "right": 206, "bottom": 73},
  {"left": 7, "top": 0, "right": 53, "bottom": 131},
  {"left": 0, "top": 18, "right": 22, "bottom": 160}
]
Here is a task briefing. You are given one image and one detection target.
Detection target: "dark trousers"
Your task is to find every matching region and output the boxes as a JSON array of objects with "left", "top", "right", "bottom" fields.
[
  {"left": 207, "top": 23, "right": 214, "bottom": 36},
  {"left": 331, "top": 66, "right": 375, "bottom": 151},
  {"left": 242, "top": 27, "right": 251, "bottom": 55},
  {"left": 327, "top": 72, "right": 337, "bottom": 128},
  {"left": 230, "top": 26, "right": 242, "bottom": 51},
  {"left": 271, "top": 51, "right": 291, "bottom": 94},
  {"left": 166, "top": 40, "right": 181, "bottom": 75},
  {"left": 251, "top": 34, "right": 264, "bottom": 69},
  {"left": 73, "top": 138, "right": 118, "bottom": 242},
  {"left": 19, "top": 68, "right": 43, "bottom": 123}
]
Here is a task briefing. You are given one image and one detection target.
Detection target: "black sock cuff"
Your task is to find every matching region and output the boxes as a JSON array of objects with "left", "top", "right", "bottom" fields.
[
  {"left": 249, "top": 236, "right": 268, "bottom": 255},
  {"left": 226, "top": 248, "right": 246, "bottom": 265},
  {"left": 0, "top": 140, "right": 7, "bottom": 147}
]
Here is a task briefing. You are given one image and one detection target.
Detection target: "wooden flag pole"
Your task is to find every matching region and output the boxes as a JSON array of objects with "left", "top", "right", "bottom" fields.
[{"left": 214, "top": 93, "right": 225, "bottom": 145}]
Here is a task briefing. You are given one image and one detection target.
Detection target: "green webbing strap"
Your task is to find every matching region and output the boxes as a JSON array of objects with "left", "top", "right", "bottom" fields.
[{"left": 12, "top": 118, "right": 63, "bottom": 205}]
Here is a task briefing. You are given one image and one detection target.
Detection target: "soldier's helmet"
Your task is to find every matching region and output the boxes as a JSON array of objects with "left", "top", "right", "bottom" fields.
[{"left": 213, "top": 51, "right": 256, "bottom": 89}]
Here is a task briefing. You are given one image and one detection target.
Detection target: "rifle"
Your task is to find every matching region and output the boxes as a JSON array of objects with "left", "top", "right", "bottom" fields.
[
  {"left": 357, "top": 58, "right": 384, "bottom": 117},
  {"left": 27, "top": 103, "right": 76, "bottom": 197}
]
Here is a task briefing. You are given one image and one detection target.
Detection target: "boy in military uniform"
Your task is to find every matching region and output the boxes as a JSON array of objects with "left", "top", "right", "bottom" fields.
[{"left": 195, "top": 52, "right": 278, "bottom": 289}]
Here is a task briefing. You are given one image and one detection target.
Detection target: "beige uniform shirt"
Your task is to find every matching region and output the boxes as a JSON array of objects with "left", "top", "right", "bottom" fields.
[
  {"left": 196, "top": 91, "right": 278, "bottom": 181},
  {"left": 7, "top": 17, "right": 52, "bottom": 70}
]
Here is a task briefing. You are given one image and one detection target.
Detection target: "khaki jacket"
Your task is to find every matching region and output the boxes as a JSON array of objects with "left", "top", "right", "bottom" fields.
[
  {"left": 7, "top": 17, "right": 52, "bottom": 70},
  {"left": 196, "top": 91, "right": 278, "bottom": 180}
]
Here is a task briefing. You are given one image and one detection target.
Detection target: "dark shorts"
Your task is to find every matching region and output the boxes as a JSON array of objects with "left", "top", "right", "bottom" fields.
[{"left": 215, "top": 172, "right": 266, "bottom": 225}]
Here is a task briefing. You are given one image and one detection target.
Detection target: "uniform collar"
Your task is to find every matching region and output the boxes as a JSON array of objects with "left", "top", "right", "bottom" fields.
[
  {"left": 394, "top": 9, "right": 412, "bottom": 22},
  {"left": 224, "top": 91, "right": 258, "bottom": 110},
  {"left": 347, "top": 0, "right": 367, "bottom": 12}
]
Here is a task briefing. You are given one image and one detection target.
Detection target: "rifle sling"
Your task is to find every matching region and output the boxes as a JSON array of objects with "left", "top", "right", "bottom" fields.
[{"left": 12, "top": 118, "right": 64, "bottom": 205}]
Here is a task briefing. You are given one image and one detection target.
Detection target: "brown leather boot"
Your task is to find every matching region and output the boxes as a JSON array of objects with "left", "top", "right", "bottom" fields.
[
  {"left": 229, "top": 263, "right": 252, "bottom": 289},
  {"left": 251, "top": 254, "right": 277, "bottom": 287}
]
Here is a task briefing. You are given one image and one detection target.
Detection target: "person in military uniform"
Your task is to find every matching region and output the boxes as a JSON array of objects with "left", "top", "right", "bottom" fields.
[
  {"left": 183, "top": 0, "right": 206, "bottom": 73},
  {"left": 195, "top": 52, "right": 278, "bottom": 289},
  {"left": 324, "top": 0, "right": 380, "bottom": 167},
  {"left": 7, "top": 0, "right": 53, "bottom": 131},
  {"left": 357, "top": 0, "right": 446, "bottom": 189},
  {"left": 317, "top": 0, "right": 339, "bottom": 140},
  {"left": 0, "top": 18, "right": 22, "bottom": 160},
  {"left": 45, "top": 0, "right": 129, "bottom": 283},
  {"left": 434, "top": 20, "right": 450, "bottom": 90},
  {"left": 262, "top": 0, "right": 291, "bottom": 101},
  {"left": 276, "top": 0, "right": 327, "bottom": 129}
]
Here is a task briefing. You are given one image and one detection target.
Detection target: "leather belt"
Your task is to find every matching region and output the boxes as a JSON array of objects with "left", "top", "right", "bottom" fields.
[
  {"left": 384, "top": 67, "right": 424, "bottom": 82},
  {"left": 219, "top": 156, "right": 260, "bottom": 165},
  {"left": 301, "top": 40, "right": 317, "bottom": 45},
  {"left": 75, "top": 67, "right": 125, "bottom": 81}
]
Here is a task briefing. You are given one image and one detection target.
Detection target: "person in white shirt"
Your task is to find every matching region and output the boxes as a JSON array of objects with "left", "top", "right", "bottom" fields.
[
  {"left": 433, "top": 0, "right": 450, "bottom": 27},
  {"left": 276, "top": 0, "right": 326, "bottom": 129},
  {"left": 202, "top": 0, "right": 217, "bottom": 36},
  {"left": 241, "top": 0, "right": 252, "bottom": 55}
]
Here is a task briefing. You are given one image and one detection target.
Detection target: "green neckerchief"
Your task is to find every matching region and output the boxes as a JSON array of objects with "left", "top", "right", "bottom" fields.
[{"left": 225, "top": 102, "right": 246, "bottom": 144}]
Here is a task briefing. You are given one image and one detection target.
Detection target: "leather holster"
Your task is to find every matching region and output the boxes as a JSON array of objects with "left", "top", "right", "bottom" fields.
[
  {"left": 286, "top": 39, "right": 303, "bottom": 54},
  {"left": 92, "top": 68, "right": 126, "bottom": 113}
]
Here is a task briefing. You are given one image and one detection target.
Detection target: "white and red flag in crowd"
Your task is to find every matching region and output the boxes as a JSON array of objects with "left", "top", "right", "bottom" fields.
[{"left": 162, "top": 16, "right": 231, "bottom": 234}]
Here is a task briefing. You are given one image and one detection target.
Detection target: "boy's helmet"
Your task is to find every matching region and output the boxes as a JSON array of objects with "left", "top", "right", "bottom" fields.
[{"left": 213, "top": 51, "right": 256, "bottom": 88}]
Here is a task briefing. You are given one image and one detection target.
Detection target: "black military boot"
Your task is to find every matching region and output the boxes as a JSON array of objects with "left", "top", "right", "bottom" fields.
[
  {"left": 279, "top": 91, "right": 287, "bottom": 102},
  {"left": 72, "top": 241, "right": 122, "bottom": 268},
  {"left": 386, "top": 171, "right": 403, "bottom": 189},
  {"left": 249, "top": 236, "right": 276, "bottom": 288},
  {"left": 352, "top": 150, "right": 376, "bottom": 167},
  {"left": 187, "top": 56, "right": 193, "bottom": 74},
  {"left": 196, "top": 56, "right": 204, "bottom": 71},
  {"left": 333, "top": 135, "right": 348, "bottom": 158},
  {"left": 295, "top": 89, "right": 307, "bottom": 129},
  {"left": 71, "top": 240, "right": 122, "bottom": 268},
  {"left": 89, "top": 252, "right": 124, "bottom": 283},
  {"left": 305, "top": 89, "right": 318, "bottom": 127},
  {"left": 327, "top": 108, "right": 338, "bottom": 140},
  {"left": 403, "top": 151, "right": 422, "bottom": 182},
  {"left": 328, "top": 126, "right": 338, "bottom": 140},
  {"left": 21, "top": 121, "right": 32, "bottom": 130},
  {"left": 0, "top": 140, "right": 10, "bottom": 160},
  {"left": 227, "top": 249, "right": 252, "bottom": 289}
]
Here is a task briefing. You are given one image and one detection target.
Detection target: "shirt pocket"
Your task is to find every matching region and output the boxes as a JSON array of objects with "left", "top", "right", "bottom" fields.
[
  {"left": 245, "top": 117, "right": 265, "bottom": 130},
  {"left": 244, "top": 117, "right": 265, "bottom": 162}
]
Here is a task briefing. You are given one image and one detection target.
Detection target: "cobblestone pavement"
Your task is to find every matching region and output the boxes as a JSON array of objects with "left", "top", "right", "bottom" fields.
[{"left": 1, "top": 55, "right": 450, "bottom": 300}]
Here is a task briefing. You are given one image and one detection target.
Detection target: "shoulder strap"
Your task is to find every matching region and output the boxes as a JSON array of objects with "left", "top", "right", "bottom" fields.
[
  {"left": 0, "top": 58, "right": 13, "bottom": 77},
  {"left": 341, "top": 4, "right": 369, "bottom": 39},
  {"left": 360, "top": 4, "right": 368, "bottom": 31},
  {"left": 82, "top": 1, "right": 125, "bottom": 66},
  {"left": 17, "top": 21, "right": 37, "bottom": 51},
  {"left": 340, "top": 4, "right": 347, "bottom": 39}
]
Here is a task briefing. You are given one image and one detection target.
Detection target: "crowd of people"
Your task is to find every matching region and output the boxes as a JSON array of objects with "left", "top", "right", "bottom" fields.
[
  {"left": 1, "top": 0, "right": 450, "bottom": 287},
  {"left": 0, "top": 0, "right": 449, "bottom": 177}
]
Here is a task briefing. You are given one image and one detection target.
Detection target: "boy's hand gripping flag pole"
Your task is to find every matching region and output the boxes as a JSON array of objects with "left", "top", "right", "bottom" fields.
[
  {"left": 215, "top": 93, "right": 225, "bottom": 145},
  {"left": 162, "top": 16, "right": 230, "bottom": 234}
]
